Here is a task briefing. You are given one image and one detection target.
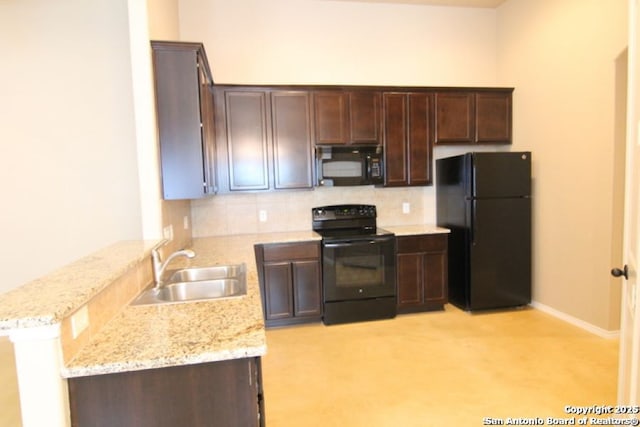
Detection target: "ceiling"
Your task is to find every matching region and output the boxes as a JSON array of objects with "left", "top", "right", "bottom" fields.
[{"left": 326, "top": 0, "right": 507, "bottom": 8}]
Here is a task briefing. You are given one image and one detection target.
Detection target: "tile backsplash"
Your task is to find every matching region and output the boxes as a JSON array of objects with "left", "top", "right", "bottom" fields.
[{"left": 191, "top": 186, "right": 436, "bottom": 237}]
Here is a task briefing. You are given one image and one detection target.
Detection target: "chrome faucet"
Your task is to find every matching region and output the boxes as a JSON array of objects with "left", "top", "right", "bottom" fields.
[{"left": 151, "top": 243, "right": 196, "bottom": 289}]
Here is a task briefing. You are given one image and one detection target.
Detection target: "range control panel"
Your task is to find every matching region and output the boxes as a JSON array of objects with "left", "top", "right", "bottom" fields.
[{"left": 312, "top": 204, "right": 377, "bottom": 221}]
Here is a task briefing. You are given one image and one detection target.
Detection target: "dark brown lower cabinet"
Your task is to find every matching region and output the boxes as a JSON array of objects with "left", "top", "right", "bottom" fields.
[
  {"left": 68, "top": 357, "right": 264, "bottom": 427},
  {"left": 396, "top": 234, "right": 448, "bottom": 313},
  {"left": 254, "top": 241, "right": 322, "bottom": 327}
]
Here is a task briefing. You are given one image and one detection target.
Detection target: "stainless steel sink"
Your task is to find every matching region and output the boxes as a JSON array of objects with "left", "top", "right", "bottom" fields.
[
  {"left": 132, "top": 263, "right": 247, "bottom": 305},
  {"left": 167, "top": 265, "right": 245, "bottom": 283}
]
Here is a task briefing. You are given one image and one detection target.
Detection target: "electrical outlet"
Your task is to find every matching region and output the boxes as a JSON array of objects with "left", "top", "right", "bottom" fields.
[
  {"left": 183, "top": 216, "right": 189, "bottom": 230},
  {"left": 71, "top": 306, "right": 89, "bottom": 339},
  {"left": 402, "top": 202, "right": 411, "bottom": 214},
  {"left": 259, "top": 210, "right": 268, "bottom": 222},
  {"left": 163, "top": 225, "right": 174, "bottom": 241}
]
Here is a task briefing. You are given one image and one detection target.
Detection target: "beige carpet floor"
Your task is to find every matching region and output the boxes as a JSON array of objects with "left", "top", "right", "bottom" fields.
[{"left": 262, "top": 305, "right": 619, "bottom": 427}]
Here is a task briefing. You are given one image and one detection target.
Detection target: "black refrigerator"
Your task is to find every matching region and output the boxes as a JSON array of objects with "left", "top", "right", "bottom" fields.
[{"left": 436, "top": 152, "right": 532, "bottom": 311}]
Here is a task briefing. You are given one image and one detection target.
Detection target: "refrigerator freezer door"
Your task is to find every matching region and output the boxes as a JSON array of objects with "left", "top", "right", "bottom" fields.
[
  {"left": 470, "top": 152, "right": 531, "bottom": 198},
  {"left": 468, "top": 197, "right": 531, "bottom": 310}
]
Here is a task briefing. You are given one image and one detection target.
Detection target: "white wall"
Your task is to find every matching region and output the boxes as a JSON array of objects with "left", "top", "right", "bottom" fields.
[
  {"left": 178, "top": 0, "right": 498, "bottom": 86},
  {"left": 0, "top": 0, "right": 143, "bottom": 293},
  {"left": 497, "top": 0, "right": 628, "bottom": 330}
]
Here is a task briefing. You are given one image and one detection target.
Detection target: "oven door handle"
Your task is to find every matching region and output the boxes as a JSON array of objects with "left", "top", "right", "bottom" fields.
[{"left": 324, "top": 239, "right": 389, "bottom": 248}]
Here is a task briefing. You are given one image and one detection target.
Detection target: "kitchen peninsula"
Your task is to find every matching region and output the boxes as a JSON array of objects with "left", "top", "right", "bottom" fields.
[
  {"left": 0, "top": 231, "right": 316, "bottom": 427},
  {"left": 0, "top": 224, "right": 448, "bottom": 426}
]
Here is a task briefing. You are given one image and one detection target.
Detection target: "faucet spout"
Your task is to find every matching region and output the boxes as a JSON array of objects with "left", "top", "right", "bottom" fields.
[{"left": 152, "top": 248, "right": 196, "bottom": 289}]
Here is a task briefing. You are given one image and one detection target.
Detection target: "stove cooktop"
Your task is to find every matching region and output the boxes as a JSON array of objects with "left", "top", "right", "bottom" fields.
[
  {"left": 311, "top": 204, "right": 393, "bottom": 240},
  {"left": 314, "top": 227, "right": 393, "bottom": 239}
]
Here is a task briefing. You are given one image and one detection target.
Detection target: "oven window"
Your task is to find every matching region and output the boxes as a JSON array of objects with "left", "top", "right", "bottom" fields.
[
  {"left": 323, "top": 237, "right": 396, "bottom": 301},
  {"left": 336, "top": 253, "right": 384, "bottom": 287}
]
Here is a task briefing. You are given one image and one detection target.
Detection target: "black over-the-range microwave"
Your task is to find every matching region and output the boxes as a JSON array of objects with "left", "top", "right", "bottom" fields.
[{"left": 315, "top": 146, "right": 384, "bottom": 186}]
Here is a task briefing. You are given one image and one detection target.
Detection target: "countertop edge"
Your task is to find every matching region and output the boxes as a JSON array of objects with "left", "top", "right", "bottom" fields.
[{"left": 62, "top": 344, "right": 267, "bottom": 378}]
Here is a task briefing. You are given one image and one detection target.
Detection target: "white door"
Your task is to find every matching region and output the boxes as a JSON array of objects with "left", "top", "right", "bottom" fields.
[{"left": 617, "top": 0, "right": 640, "bottom": 406}]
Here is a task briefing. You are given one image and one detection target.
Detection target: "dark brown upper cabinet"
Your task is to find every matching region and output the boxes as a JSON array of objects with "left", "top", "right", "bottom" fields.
[
  {"left": 151, "top": 41, "right": 216, "bottom": 199},
  {"left": 434, "top": 89, "right": 513, "bottom": 145},
  {"left": 383, "top": 92, "right": 433, "bottom": 186},
  {"left": 270, "top": 91, "right": 315, "bottom": 189},
  {"left": 213, "top": 86, "right": 314, "bottom": 193},
  {"left": 475, "top": 91, "right": 513, "bottom": 144},
  {"left": 313, "top": 90, "right": 381, "bottom": 145}
]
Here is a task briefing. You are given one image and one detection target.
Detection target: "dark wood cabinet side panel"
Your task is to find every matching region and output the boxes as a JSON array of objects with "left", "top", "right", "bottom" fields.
[
  {"left": 68, "top": 359, "right": 258, "bottom": 427},
  {"left": 224, "top": 91, "right": 270, "bottom": 190},
  {"left": 292, "top": 260, "right": 322, "bottom": 318},
  {"left": 154, "top": 49, "right": 205, "bottom": 199},
  {"left": 434, "top": 92, "right": 475, "bottom": 144},
  {"left": 475, "top": 92, "right": 512, "bottom": 144},
  {"left": 407, "top": 93, "right": 432, "bottom": 185},
  {"left": 349, "top": 91, "right": 381, "bottom": 144},
  {"left": 271, "top": 91, "right": 314, "bottom": 189},
  {"left": 383, "top": 93, "right": 408, "bottom": 186},
  {"left": 263, "top": 262, "right": 294, "bottom": 320}
]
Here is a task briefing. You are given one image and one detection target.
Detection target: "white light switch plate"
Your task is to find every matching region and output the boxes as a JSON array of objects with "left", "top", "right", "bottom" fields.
[
  {"left": 402, "top": 202, "right": 411, "bottom": 214},
  {"left": 163, "top": 225, "right": 174, "bottom": 241},
  {"left": 71, "top": 306, "right": 89, "bottom": 339},
  {"left": 259, "top": 210, "right": 267, "bottom": 222}
]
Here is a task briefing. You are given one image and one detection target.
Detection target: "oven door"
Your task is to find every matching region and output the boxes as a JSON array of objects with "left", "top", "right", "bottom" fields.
[{"left": 322, "top": 235, "right": 396, "bottom": 301}]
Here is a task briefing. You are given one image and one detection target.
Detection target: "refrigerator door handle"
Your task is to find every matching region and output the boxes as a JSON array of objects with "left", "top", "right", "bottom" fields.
[{"left": 470, "top": 199, "right": 477, "bottom": 246}]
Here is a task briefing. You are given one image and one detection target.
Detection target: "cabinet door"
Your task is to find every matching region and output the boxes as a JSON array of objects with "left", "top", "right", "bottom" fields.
[
  {"left": 407, "top": 93, "right": 432, "bottom": 185},
  {"left": 382, "top": 93, "right": 408, "bottom": 186},
  {"left": 271, "top": 91, "right": 314, "bottom": 189},
  {"left": 292, "top": 259, "right": 322, "bottom": 318},
  {"left": 434, "top": 92, "right": 475, "bottom": 144},
  {"left": 424, "top": 251, "right": 447, "bottom": 303},
  {"left": 223, "top": 90, "right": 270, "bottom": 191},
  {"left": 383, "top": 92, "right": 432, "bottom": 186},
  {"left": 349, "top": 91, "right": 381, "bottom": 144},
  {"left": 313, "top": 90, "right": 381, "bottom": 145},
  {"left": 396, "top": 235, "right": 448, "bottom": 313},
  {"left": 313, "top": 91, "right": 349, "bottom": 145},
  {"left": 397, "top": 252, "right": 424, "bottom": 307},
  {"left": 199, "top": 70, "right": 217, "bottom": 194},
  {"left": 475, "top": 91, "right": 512, "bottom": 144},
  {"left": 153, "top": 46, "right": 207, "bottom": 199},
  {"left": 263, "top": 262, "right": 293, "bottom": 320}
]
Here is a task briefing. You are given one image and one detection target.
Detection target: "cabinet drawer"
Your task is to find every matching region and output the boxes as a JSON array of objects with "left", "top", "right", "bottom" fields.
[
  {"left": 263, "top": 242, "right": 320, "bottom": 262},
  {"left": 396, "top": 234, "right": 447, "bottom": 253}
]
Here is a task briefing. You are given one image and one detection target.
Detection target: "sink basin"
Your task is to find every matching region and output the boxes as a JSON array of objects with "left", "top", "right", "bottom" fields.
[
  {"left": 132, "top": 263, "right": 247, "bottom": 305},
  {"left": 167, "top": 265, "right": 244, "bottom": 283},
  {"left": 157, "top": 278, "right": 246, "bottom": 302}
]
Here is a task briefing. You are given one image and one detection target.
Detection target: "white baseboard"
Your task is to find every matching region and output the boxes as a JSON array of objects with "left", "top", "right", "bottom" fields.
[{"left": 530, "top": 301, "right": 620, "bottom": 339}]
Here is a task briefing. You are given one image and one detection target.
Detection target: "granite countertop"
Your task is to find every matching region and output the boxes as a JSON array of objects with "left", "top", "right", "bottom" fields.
[
  {"left": 2, "top": 227, "right": 446, "bottom": 378},
  {"left": 62, "top": 231, "right": 321, "bottom": 378},
  {"left": 0, "top": 240, "right": 159, "bottom": 331},
  {"left": 384, "top": 224, "right": 450, "bottom": 236}
]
